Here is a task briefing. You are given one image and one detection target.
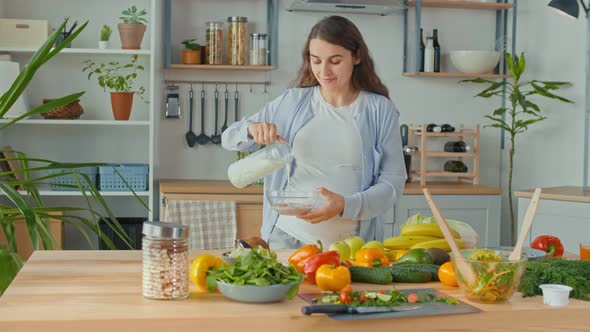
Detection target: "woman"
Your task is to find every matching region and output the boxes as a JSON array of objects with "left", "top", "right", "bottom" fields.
[{"left": 222, "top": 16, "right": 406, "bottom": 249}]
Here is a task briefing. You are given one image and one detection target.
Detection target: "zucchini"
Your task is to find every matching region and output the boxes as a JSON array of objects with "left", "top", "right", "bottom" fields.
[
  {"left": 348, "top": 266, "right": 393, "bottom": 284},
  {"left": 385, "top": 264, "right": 440, "bottom": 283}
]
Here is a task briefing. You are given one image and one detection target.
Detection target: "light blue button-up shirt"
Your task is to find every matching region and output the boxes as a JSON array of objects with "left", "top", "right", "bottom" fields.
[{"left": 221, "top": 87, "right": 407, "bottom": 242}]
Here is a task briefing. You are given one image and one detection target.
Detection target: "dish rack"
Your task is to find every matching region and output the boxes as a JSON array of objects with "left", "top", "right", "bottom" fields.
[{"left": 407, "top": 124, "right": 480, "bottom": 186}]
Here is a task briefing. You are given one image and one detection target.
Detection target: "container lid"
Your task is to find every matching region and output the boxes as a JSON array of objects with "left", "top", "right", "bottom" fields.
[
  {"left": 142, "top": 221, "right": 189, "bottom": 240},
  {"left": 228, "top": 16, "right": 248, "bottom": 22},
  {"left": 206, "top": 21, "right": 224, "bottom": 27},
  {"left": 250, "top": 33, "right": 267, "bottom": 39}
]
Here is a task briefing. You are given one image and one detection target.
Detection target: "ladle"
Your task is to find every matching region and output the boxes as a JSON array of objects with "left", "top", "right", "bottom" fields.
[
  {"left": 211, "top": 85, "right": 222, "bottom": 145},
  {"left": 196, "top": 84, "right": 210, "bottom": 145},
  {"left": 185, "top": 84, "right": 198, "bottom": 147},
  {"left": 221, "top": 85, "right": 229, "bottom": 133}
]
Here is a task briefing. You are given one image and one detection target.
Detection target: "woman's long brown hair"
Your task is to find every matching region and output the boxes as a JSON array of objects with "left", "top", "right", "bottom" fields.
[{"left": 294, "top": 16, "right": 389, "bottom": 99}]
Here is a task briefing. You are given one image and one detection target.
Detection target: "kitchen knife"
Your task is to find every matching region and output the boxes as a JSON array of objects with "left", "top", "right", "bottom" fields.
[{"left": 301, "top": 304, "right": 422, "bottom": 315}]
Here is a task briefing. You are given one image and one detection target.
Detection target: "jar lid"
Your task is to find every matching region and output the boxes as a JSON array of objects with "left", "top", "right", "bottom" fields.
[
  {"left": 250, "top": 33, "right": 267, "bottom": 39},
  {"left": 228, "top": 16, "right": 248, "bottom": 22},
  {"left": 142, "top": 221, "right": 189, "bottom": 240},
  {"left": 206, "top": 21, "right": 224, "bottom": 26}
]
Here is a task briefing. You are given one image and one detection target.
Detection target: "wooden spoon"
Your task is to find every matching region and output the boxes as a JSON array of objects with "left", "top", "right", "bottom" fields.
[
  {"left": 423, "top": 188, "right": 477, "bottom": 287},
  {"left": 509, "top": 188, "right": 542, "bottom": 261}
]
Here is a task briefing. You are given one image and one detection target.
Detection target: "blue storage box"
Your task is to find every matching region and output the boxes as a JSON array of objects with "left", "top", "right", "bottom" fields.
[
  {"left": 47, "top": 164, "right": 98, "bottom": 191},
  {"left": 98, "top": 163, "right": 149, "bottom": 191}
]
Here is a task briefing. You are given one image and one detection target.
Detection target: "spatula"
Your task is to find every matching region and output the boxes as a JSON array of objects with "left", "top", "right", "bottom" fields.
[
  {"left": 509, "top": 188, "right": 542, "bottom": 261},
  {"left": 423, "top": 188, "right": 476, "bottom": 287}
]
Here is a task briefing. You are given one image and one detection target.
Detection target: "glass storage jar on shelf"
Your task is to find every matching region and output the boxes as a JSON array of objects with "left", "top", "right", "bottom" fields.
[
  {"left": 142, "top": 221, "right": 189, "bottom": 300},
  {"left": 206, "top": 21, "right": 223, "bottom": 65},
  {"left": 249, "top": 33, "right": 268, "bottom": 65},
  {"left": 228, "top": 16, "right": 248, "bottom": 65}
]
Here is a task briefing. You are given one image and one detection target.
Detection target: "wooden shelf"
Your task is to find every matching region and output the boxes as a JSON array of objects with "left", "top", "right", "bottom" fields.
[
  {"left": 0, "top": 47, "right": 151, "bottom": 55},
  {"left": 0, "top": 119, "right": 150, "bottom": 126},
  {"left": 403, "top": 72, "right": 509, "bottom": 79},
  {"left": 425, "top": 152, "right": 475, "bottom": 157},
  {"left": 415, "top": 131, "right": 477, "bottom": 137},
  {"left": 169, "top": 64, "right": 273, "bottom": 70},
  {"left": 412, "top": 170, "right": 476, "bottom": 178},
  {"left": 8, "top": 190, "right": 150, "bottom": 197},
  {"left": 406, "top": 0, "right": 512, "bottom": 10}
]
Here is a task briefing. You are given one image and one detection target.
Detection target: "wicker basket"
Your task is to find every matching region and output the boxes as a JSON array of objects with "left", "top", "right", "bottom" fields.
[{"left": 41, "top": 99, "right": 84, "bottom": 119}]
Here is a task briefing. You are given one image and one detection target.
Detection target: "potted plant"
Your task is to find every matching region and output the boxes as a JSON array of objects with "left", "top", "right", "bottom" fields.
[
  {"left": 181, "top": 39, "right": 201, "bottom": 65},
  {"left": 118, "top": 5, "right": 148, "bottom": 50},
  {"left": 462, "top": 52, "right": 572, "bottom": 245},
  {"left": 82, "top": 55, "right": 147, "bottom": 120},
  {"left": 99, "top": 25, "right": 112, "bottom": 49},
  {"left": 0, "top": 18, "right": 145, "bottom": 295}
]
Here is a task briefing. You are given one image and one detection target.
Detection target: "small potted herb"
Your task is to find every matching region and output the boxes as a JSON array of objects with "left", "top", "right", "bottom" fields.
[
  {"left": 181, "top": 39, "right": 201, "bottom": 64},
  {"left": 99, "top": 25, "right": 112, "bottom": 49},
  {"left": 118, "top": 5, "right": 148, "bottom": 49}
]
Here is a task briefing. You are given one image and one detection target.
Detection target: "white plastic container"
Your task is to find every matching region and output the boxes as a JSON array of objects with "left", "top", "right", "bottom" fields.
[
  {"left": 539, "top": 284, "right": 573, "bottom": 307},
  {"left": 227, "top": 142, "right": 292, "bottom": 188}
]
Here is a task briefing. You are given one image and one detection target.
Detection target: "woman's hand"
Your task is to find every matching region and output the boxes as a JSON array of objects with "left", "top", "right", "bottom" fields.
[
  {"left": 248, "top": 122, "right": 285, "bottom": 144},
  {"left": 297, "top": 187, "right": 345, "bottom": 224}
]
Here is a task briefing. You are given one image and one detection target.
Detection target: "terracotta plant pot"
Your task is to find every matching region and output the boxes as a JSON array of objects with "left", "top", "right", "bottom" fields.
[
  {"left": 110, "top": 92, "right": 134, "bottom": 120},
  {"left": 118, "top": 23, "right": 146, "bottom": 50},
  {"left": 182, "top": 50, "right": 201, "bottom": 64}
]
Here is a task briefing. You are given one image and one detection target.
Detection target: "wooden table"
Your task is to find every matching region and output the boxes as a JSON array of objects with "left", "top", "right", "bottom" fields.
[{"left": 1, "top": 250, "right": 588, "bottom": 332}]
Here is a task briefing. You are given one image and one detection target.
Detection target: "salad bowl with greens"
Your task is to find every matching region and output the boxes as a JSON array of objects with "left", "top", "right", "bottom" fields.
[{"left": 451, "top": 249, "right": 527, "bottom": 303}]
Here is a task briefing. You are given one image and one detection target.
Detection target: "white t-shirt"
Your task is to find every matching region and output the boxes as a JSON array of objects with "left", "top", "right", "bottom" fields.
[{"left": 275, "top": 86, "right": 366, "bottom": 245}]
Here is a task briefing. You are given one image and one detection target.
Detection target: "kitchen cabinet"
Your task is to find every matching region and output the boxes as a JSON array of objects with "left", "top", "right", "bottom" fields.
[
  {"left": 515, "top": 187, "right": 590, "bottom": 254},
  {"left": 159, "top": 180, "right": 263, "bottom": 240}
]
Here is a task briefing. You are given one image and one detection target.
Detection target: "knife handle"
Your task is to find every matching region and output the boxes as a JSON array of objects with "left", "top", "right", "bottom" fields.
[{"left": 301, "top": 305, "right": 349, "bottom": 315}]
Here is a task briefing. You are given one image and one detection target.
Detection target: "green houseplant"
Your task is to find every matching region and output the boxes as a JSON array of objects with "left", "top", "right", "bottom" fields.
[
  {"left": 181, "top": 39, "right": 201, "bottom": 65},
  {"left": 462, "top": 52, "right": 573, "bottom": 245},
  {"left": 118, "top": 5, "right": 148, "bottom": 50},
  {"left": 99, "top": 25, "right": 112, "bottom": 49},
  {"left": 82, "top": 55, "right": 147, "bottom": 120},
  {"left": 0, "top": 18, "right": 146, "bottom": 296}
]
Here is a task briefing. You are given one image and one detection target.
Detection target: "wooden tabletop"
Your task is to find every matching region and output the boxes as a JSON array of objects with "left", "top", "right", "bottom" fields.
[
  {"left": 515, "top": 186, "right": 590, "bottom": 204},
  {"left": 159, "top": 179, "right": 501, "bottom": 196},
  {"left": 0, "top": 250, "right": 586, "bottom": 332}
]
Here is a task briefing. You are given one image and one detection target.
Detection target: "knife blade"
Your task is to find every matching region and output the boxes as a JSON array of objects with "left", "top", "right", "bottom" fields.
[{"left": 301, "top": 304, "right": 422, "bottom": 315}]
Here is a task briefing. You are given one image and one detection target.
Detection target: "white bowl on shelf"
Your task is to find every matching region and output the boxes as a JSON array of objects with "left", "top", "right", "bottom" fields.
[{"left": 449, "top": 50, "right": 501, "bottom": 74}]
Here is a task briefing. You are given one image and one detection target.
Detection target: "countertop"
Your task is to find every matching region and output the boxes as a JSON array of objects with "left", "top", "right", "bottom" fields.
[
  {"left": 515, "top": 186, "right": 590, "bottom": 204},
  {"left": 0, "top": 250, "right": 586, "bottom": 332},
  {"left": 160, "top": 179, "right": 502, "bottom": 195}
]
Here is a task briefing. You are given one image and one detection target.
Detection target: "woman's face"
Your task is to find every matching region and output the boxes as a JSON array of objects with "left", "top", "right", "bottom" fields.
[{"left": 309, "top": 38, "right": 359, "bottom": 93}]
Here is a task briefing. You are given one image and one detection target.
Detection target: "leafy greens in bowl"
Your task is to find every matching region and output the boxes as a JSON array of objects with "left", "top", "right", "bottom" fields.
[{"left": 207, "top": 247, "right": 304, "bottom": 303}]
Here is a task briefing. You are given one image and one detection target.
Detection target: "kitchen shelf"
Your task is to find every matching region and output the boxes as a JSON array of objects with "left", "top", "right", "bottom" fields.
[
  {"left": 0, "top": 119, "right": 150, "bottom": 126},
  {"left": 168, "top": 64, "right": 274, "bottom": 71},
  {"left": 415, "top": 131, "right": 477, "bottom": 137},
  {"left": 11, "top": 190, "right": 150, "bottom": 197},
  {"left": 412, "top": 170, "right": 476, "bottom": 178},
  {"left": 425, "top": 152, "right": 475, "bottom": 157},
  {"left": 0, "top": 47, "right": 151, "bottom": 55},
  {"left": 406, "top": 0, "right": 512, "bottom": 10},
  {"left": 403, "top": 72, "right": 510, "bottom": 79}
]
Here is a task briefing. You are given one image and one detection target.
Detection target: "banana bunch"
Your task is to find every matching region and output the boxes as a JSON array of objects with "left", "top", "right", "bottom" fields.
[{"left": 383, "top": 224, "right": 463, "bottom": 252}]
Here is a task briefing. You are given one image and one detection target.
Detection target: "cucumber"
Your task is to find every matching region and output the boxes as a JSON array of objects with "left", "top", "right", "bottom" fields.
[
  {"left": 385, "top": 264, "right": 440, "bottom": 283},
  {"left": 348, "top": 266, "right": 393, "bottom": 284}
]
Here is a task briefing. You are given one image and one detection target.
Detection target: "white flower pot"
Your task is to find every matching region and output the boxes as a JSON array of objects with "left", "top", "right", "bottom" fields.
[{"left": 98, "top": 41, "right": 109, "bottom": 49}]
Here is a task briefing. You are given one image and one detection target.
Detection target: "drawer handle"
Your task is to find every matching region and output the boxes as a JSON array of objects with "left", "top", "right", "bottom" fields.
[{"left": 15, "top": 24, "right": 31, "bottom": 29}]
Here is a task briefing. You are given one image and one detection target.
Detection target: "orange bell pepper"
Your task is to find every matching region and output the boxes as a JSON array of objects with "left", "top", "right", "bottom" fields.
[
  {"left": 353, "top": 248, "right": 390, "bottom": 267},
  {"left": 315, "top": 264, "right": 351, "bottom": 292},
  {"left": 288, "top": 241, "right": 322, "bottom": 273}
]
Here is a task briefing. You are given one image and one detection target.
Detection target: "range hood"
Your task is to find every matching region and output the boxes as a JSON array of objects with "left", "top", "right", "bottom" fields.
[{"left": 287, "top": 0, "right": 406, "bottom": 16}]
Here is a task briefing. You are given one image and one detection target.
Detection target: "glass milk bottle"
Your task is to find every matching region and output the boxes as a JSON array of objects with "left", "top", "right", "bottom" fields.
[{"left": 227, "top": 142, "right": 292, "bottom": 188}]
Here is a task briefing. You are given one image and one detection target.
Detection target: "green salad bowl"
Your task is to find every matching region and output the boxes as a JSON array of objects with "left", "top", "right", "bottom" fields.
[
  {"left": 450, "top": 249, "right": 527, "bottom": 303},
  {"left": 216, "top": 281, "right": 301, "bottom": 303}
]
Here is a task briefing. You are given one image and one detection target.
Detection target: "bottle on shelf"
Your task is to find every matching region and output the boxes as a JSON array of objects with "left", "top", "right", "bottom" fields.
[
  {"left": 433, "top": 29, "right": 441, "bottom": 73},
  {"left": 424, "top": 35, "right": 434, "bottom": 73},
  {"left": 420, "top": 28, "right": 425, "bottom": 72},
  {"left": 444, "top": 141, "right": 471, "bottom": 153},
  {"left": 440, "top": 124, "right": 455, "bottom": 132},
  {"left": 444, "top": 160, "right": 469, "bottom": 173},
  {"left": 426, "top": 123, "right": 442, "bottom": 132}
]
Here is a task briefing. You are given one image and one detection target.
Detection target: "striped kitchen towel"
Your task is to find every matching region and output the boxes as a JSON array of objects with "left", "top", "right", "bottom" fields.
[{"left": 164, "top": 200, "right": 237, "bottom": 250}]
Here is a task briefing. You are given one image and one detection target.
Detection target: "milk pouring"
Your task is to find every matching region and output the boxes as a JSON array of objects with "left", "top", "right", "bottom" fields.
[{"left": 228, "top": 142, "right": 292, "bottom": 188}]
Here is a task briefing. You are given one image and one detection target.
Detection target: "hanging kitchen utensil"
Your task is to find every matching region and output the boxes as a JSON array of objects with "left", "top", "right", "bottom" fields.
[
  {"left": 211, "top": 85, "right": 222, "bottom": 145},
  {"left": 196, "top": 84, "right": 210, "bottom": 145},
  {"left": 234, "top": 85, "right": 239, "bottom": 123},
  {"left": 400, "top": 124, "right": 408, "bottom": 146},
  {"left": 221, "top": 84, "right": 229, "bottom": 133},
  {"left": 423, "top": 188, "right": 477, "bottom": 287},
  {"left": 509, "top": 188, "right": 542, "bottom": 261},
  {"left": 185, "top": 85, "right": 198, "bottom": 147},
  {"left": 165, "top": 85, "right": 181, "bottom": 119}
]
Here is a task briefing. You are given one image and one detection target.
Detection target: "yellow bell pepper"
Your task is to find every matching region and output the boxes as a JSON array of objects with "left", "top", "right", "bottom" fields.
[
  {"left": 190, "top": 254, "right": 226, "bottom": 292},
  {"left": 353, "top": 248, "right": 390, "bottom": 267},
  {"left": 315, "top": 264, "right": 351, "bottom": 292}
]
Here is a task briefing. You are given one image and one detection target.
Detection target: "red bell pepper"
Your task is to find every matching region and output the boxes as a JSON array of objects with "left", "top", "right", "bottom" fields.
[
  {"left": 531, "top": 235, "right": 564, "bottom": 257},
  {"left": 302, "top": 250, "right": 340, "bottom": 284}
]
